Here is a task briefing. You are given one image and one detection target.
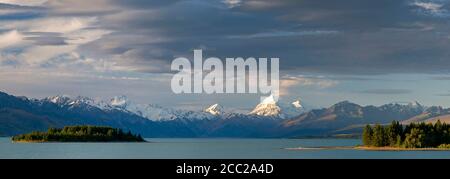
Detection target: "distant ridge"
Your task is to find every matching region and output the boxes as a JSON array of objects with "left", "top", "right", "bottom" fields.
[{"left": 1, "top": 90, "right": 447, "bottom": 138}]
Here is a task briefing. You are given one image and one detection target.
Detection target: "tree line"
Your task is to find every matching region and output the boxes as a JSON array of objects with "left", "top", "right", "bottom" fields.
[
  {"left": 12, "top": 126, "right": 145, "bottom": 142},
  {"left": 363, "top": 121, "right": 450, "bottom": 148}
]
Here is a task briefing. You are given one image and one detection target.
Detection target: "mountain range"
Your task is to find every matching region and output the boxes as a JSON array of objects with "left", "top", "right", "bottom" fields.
[{"left": 1, "top": 91, "right": 449, "bottom": 138}]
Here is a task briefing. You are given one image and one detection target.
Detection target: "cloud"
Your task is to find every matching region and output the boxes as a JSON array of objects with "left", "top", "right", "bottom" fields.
[
  {"left": 360, "top": 89, "right": 412, "bottom": 95},
  {"left": 0, "top": 30, "right": 24, "bottom": 49},
  {"left": 435, "top": 90, "right": 450, "bottom": 97},
  {"left": 23, "top": 32, "right": 66, "bottom": 46},
  {"left": 0, "top": 0, "right": 47, "bottom": 6},
  {"left": 2, "top": 0, "right": 450, "bottom": 80},
  {"left": 0, "top": 16, "right": 99, "bottom": 34},
  {"left": 0, "top": 11, "right": 111, "bottom": 69},
  {"left": 283, "top": 76, "right": 338, "bottom": 88},
  {"left": 98, "top": 0, "right": 450, "bottom": 75},
  {"left": 241, "top": 0, "right": 286, "bottom": 10},
  {"left": 280, "top": 75, "right": 338, "bottom": 96},
  {"left": 436, "top": 93, "right": 450, "bottom": 96},
  {"left": 43, "top": 0, "right": 118, "bottom": 15},
  {"left": 29, "top": 17, "right": 96, "bottom": 33},
  {"left": 108, "top": 48, "right": 172, "bottom": 73},
  {"left": 20, "top": 45, "right": 76, "bottom": 65},
  {"left": 222, "top": 0, "right": 241, "bottom": 8},
  {"left": 413, "top": 2, "right": 443, "bottom": 12},
  {"left": 411, "top": 1, "right": 450, "bottom": 17},
  {"left": 432, "top": 76, "right": 450, "bottom": 80},
  {"left": 2, "top": 0, "right": 450, "bottom": 108},
  {"left": 227, "top": 30, "right": 338, "bottom": 39}
]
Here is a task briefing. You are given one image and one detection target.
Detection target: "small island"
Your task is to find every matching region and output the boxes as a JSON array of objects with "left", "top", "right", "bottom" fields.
[
  {"left": 360, "top": 121, "right": 450, "bottom": 150},
  {"left": 12, "top": 126, "right": 145, "bottom": 142}
]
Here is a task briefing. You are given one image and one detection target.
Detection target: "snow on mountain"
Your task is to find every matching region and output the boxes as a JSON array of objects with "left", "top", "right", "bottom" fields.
[
  {"left": 406, "top": 101, "right": 425, "bottom": 111},
  {"left": 42, "top": 94, "right": 223, "bottom": 121},
  {"left": 249, "top": 96, "right": 307, "bottom": 118},
  {"left": 205, "top": 104, "right": 223, "bottom": 115},
  {"left": 381, "top": 101, "right": 426, "bottom": 113},
  {"left": 42, "top": 94, "right": 308, "bottom": 121},
  {"left": 408, "top": 101, "right": 422, "bottom": 107},
  {"left": 43, "top": 95, "right": 108, "bottom": 109},
  {"left": 107, "top": 96, "right": 216, "bottom": 121},
  {"left": 110, "top": 95, "right": 128, "bottom": 108},
  {"left": 292, "top": 100, "right": 303, "bottom": 108},
  {"left": 279, "top": 99, "right": 306, "bottom": 118},
  {"left": 249, "top": 95, "right": 282, "bottom": 117},
  {"left": 126, "top": 103, "right": 180, "bottom": 121},
  {"left": 389, "top": 101, "right": 423, "bottom": 108},
  {"left": 45, "top": 95, "right": 72, "bottom": 105}
]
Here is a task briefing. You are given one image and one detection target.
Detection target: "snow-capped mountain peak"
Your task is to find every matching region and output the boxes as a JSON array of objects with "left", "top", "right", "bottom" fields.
[
  {"left": 205, "top": 104, "right": 223, "bottom": 115},
  {"left": 387, "top": 101, "right": 425, "bottom": 111},
  {"left": 249, "top": 95, "right": 282, "bottom": 117},
  {"left": 110, "top": 95, "right": 129, "bottom": 108},
  {"left": 41, "top": 95, "right": 110, "bottom": 110},
  {"left": 408, "top": 101, "right": 423, "bottom": 108},
  {"left": 250, "top": 96, "right": 308, "bottom": 118},
  {"left": 390, "top": 101, "right": 422, "bottom": 107},
  {"left": 279, "top": 99, "right": 306, "bottom": 118},
  {"left": 292, "top": 100, "right": 303, "bottom": 108},
  {"left": 46, "top": 95, "right": 72, "bottom": 104}
]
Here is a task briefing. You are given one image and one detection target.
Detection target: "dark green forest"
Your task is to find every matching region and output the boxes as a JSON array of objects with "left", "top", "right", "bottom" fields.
[
  {"left": 363, "top": 121, "right": 450, "bottom": 148},
  {"left": 12, "top": 126, "right": 145, "bottom": 142}
]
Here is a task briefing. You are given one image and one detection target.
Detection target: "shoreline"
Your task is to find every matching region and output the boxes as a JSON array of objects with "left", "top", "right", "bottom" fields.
[
  {"left": 12, "top": 140, "right": 148, "bottom": 143},
  {"left": 286, "top": 146, "right": 450, "bottom": 151},
  {"left": 354, "top": 146, "right": 450, "bottom": 151}
]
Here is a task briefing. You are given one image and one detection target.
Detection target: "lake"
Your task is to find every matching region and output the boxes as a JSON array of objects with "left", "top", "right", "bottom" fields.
[{"left": 1, "top": 137, "right": 450, "bottom": 159}]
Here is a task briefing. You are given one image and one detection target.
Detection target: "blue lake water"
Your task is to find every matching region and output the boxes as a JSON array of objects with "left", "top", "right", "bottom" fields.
[{"left": 1, "top": 137, "right": 450, "bottom": 159}]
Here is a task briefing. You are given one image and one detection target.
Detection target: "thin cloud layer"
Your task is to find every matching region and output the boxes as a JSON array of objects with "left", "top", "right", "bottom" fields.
[{"left": 361, "top": 89, "right": 413, "bottom": 95}]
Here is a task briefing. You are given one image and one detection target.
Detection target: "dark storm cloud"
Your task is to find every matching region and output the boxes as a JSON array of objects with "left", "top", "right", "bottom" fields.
[
  {"left": 77, "top": 0, "right": 450, "bottom": 75},
  {"left": 360, "top": 89, "right": 413, "bottom": 95},
  {"left": 0, "top": 3, "right": 44, "bottom": 10},
  {"left": 240, "top": 0, "right": 420, "bottom": 30},
  {"left": 24, "top": 32, "right": 68, "bottom": 46},
  {"left": 25, "top": 36, "right": 67, "bottom": 46},
  {"left": 3, "top": 0, "right": 449, "bottom": 75},
  {"left": 0, "top": 3, "right": 46, "bottom": 20}
]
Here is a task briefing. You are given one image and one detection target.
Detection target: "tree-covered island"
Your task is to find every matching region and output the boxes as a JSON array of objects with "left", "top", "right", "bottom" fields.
[
  {"left": 361, "top": 121, "right": 450, "bottom": 150},
  {"left": 12, "top": 126, "right": 145, "bottom": 142}
]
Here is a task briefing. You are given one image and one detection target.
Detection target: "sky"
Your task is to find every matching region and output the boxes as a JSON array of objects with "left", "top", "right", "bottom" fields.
[{"left": 1, "top": 0, "right": 450, "bottom": 110}]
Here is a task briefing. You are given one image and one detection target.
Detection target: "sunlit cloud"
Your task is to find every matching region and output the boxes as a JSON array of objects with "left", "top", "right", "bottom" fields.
[
  {"left": 222, "top": 0, "right": 241, "bottom": 8},
  {"left": 0, "top": 30, "right": 24, "bottom": 49},
  {"left": 413, "top": 2, "right": 443, "bottom": 12},
  {"left": 227, "top": 30, "right": 338, "bottom": 39},
  {"left": 0, "top": 0, "right": 47, "bottom": 6},
  {"left": 279, "top": 75, "right": 338, "bottom": 96}
]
